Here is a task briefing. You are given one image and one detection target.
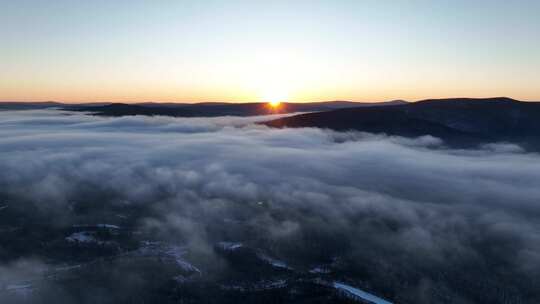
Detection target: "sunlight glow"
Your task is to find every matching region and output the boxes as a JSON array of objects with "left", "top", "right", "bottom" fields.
[
  {"left": 269, "top": 101, "right": 281, "bottom": 108},
  {"left": 261, "top": 89, "right": 288, "bottom": 106}
]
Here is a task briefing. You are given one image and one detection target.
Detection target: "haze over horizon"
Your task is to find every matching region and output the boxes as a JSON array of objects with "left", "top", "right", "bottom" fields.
[
  {"left": 2, "top": 0, "right": 539, "bottom": 103},
  {"left": 0, "top": 96, "right": 535, "bottom": 105}
]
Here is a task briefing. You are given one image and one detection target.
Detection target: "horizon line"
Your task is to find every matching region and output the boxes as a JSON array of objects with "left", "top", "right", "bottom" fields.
[{"left": 0, "top": 96, "right": 535, "bottom": 105}]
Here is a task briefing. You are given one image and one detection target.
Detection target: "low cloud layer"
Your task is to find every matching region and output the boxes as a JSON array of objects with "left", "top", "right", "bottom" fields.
[{"left": 1, "top": 109, "right": 539, "bottom": 303}]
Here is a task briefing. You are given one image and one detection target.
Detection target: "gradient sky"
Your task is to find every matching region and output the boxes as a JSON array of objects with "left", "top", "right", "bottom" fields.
[{"left": 1, "top": 0, "right": 539, "bottom": 103}]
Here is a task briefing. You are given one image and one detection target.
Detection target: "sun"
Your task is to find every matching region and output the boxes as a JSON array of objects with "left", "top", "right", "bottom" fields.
[
  {"left": 269, "top": 100, "right": 281, "bottom": 108},
  {"left": 262, "top": 91, "right": 287, "bottom": 109}
]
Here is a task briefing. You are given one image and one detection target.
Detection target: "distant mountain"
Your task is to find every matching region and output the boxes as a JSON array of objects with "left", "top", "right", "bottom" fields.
[
  {"left": 0, "top": 101, "right": 109, "bottom": 110},
  {"left": 65, "top": 100, "right": 405, "bottom": 117},
  {"left": 0, "top": 101, "right": 64, "bottom": 110},
  {"left": 263, "top": 97, "right": 540, "bottom": 148}
]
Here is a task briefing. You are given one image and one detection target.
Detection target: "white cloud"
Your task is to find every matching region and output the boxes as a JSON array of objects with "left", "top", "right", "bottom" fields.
[{"left": 0, "top": 109, "right": 539, "bottom": 302}]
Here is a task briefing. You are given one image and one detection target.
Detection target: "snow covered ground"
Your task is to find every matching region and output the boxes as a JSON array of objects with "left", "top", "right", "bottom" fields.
[
  {"left": 72, "top": 224, "right": 121, "bottom": 229},
  {"left": 65, "top": 231, "right": 100, "bottom": 244},
  {"left": 309, "top": 266, "right": 331, "bottom": 274},
  {"left": 220, "top": 279, "right": 287, "bottom": 292},
  {"left": 134, "top": 241, "right": 201, "bottom": 274},
  {"left": 333, "top": 282, "right": 392, "bottom": 304},
  {"left": 217, "top": 242, "right": 243, "bottom": 251},
  {"left": 4, "top": 283, "right": 34, "bottom": 298},
  {"left": 256, "top": 253, "right": 293, "bottom": 270}
]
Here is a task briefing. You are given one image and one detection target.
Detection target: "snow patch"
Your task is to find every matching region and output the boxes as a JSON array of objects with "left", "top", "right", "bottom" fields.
[
  {"left": 66, "top": 231, "right": 99, "bottom": 244},
  {"left": 217, "top": 242, "right": 243, "bottom": 251},
  {"left": 5, "top": 283, "right": 33, "bottom": 297},
  {"left": 221, "top": 279, "right": 287, "bottom": 292},
  {"left": 256, "top": 253, "right": 293, "bottom": 270},
  {"left": 309, "top": 266, "right": 331, "bottom": 274},
  {"left": 72, "top": 224, "right": 121, "bottom": 229},
  {"left": 333, "top": 282, "right": 392, "bottom": 304},
  {"left": 54, "top": 264, "right": 82, "bottom": 272},
  {"left": 163, "top": 246, "right": 201, "bottom": 274},
  {"left": 135, "top": 242, "right": 201, "bottom": 274}
]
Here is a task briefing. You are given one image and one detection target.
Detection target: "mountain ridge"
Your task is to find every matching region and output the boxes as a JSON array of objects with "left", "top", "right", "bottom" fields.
[
  {"left": 61, "top": 100, "right": 406, "bottom": 117},
  {"left": 263, "top": 97, "right": 540, "bottom": 148}
]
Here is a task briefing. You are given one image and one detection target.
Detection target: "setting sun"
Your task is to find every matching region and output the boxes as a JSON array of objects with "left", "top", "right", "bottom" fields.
[
  {"left": 269, "top": 101, "right": 281, "bottom": 108},
  {"left": 261, "top": 89, "right": 288, "bottom": 106}
]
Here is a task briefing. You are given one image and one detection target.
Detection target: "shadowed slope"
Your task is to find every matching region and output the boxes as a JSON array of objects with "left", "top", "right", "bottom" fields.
[
  {"left": 65, "top": 100, "right": 405, "bottom": 117},
  {"left": 263, "top": 97, "right": 540, "bottom": 147}
]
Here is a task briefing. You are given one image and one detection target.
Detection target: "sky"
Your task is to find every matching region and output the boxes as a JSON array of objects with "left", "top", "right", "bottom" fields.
[{"left": 1, "top": 0, "right": 539, "bottom": 103}]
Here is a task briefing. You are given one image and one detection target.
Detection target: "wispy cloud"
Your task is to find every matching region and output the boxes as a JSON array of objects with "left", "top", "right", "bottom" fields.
[{"left": 1, "top": 109, "right": 539, "bottom": 303}]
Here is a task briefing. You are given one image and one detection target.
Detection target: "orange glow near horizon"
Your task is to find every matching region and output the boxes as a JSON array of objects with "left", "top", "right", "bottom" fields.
[
  {"left": 2, "top": 76, "right": 539, "bottom": 104},
  {"left": 269, "top": 101, "right": 281, "bottom": 108},
  {"left": 2, "top": 74, "right": 540, "bottom": 104},
  {"left": 1, "top": 2, "right": 540, "bottom": 103}
]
